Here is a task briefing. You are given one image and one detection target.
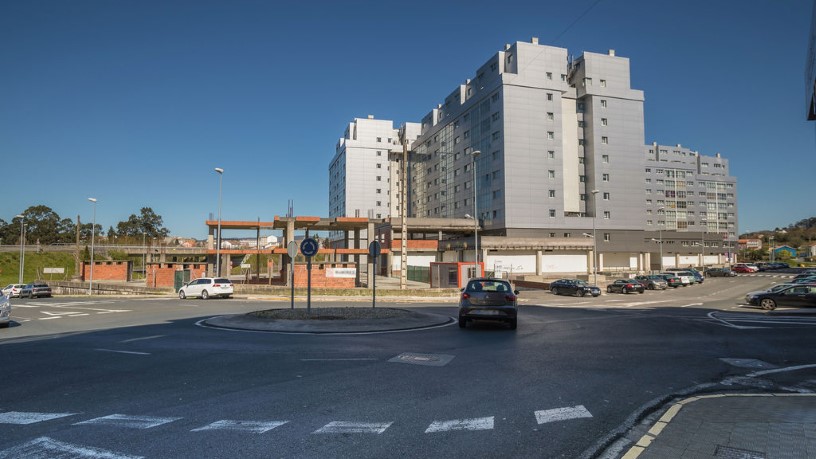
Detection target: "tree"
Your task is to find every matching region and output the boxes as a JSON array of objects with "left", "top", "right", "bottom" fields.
[
  {"left": 114, "top": 207, "right": 170, "bottom": 239},
  {"left": 18, "top": 205, "right": 63, "bottom": 245}
]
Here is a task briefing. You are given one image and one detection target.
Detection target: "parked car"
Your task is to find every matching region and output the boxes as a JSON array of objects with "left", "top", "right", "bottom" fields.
[
  {"left": 0, "top": 294, "right": 10, "bottom": 328},
  {"left": 745, "top": 283, "right": 796, "bottom": 304},
  {"left": 178, "top": 277, "right": 234, "bottom": 299},
  {"left": 748, "top": 284, "right": 816, "bottom": 310},
  {"left": 606, "top": 279, "right": 645, "bottom": 294},
  {"left": 20, "top": 282, "right": 52, "bottom": 299},
  {"left": 634, "top": 275, "right": 668, "bottom": 290},
  {"left": 705, "top": 268, "right": 736, "bottom": 277},
  {"left": 458, "top": 278, "right": 519, "bottom": 329},
  {"left": 549, "top": 279, "right": 601, "bottom": 297},
  {"left": 654, "top": 273, "right": 683, "bottom": 288},
  {"left": 661, "top": 272, "right": 692, "bottom": 286},
  {"left": 793, "top": 273, "right": 816, "bottom": 281},
  {"left": 732, "top": 264, "right": 757, "bottom": 273},
  {"left": 667, "top": 269, "right": 703, "bottom": 284},
  {"left": 1, "top": 284, "right": 25, "bottom": 298},
  {"left": 790, "top": 276, "right": 816, "bottom": 285},
  {"left": 769, "top": 262, "right": 790, "bottom": 270}
]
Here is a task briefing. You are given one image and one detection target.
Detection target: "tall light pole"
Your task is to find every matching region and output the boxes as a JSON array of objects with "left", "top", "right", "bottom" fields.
[
  {"left": 700, "top": 219, "right": 707, "bottom": 268},
  {"left": 88, "top": 198, "right": 97, "bottom": 295},
  {"left": 657, "top": 206, "right": 665, "bottom": 272},
  {"left": 770, "top": 235, "right": 775, "bottom": 263},
  {"left": 16, "top": 214, "right": 25, "bottom": 284},
  {"left": 591, "top": 189, "right": 599, "bottom": 285},
  {"left": 471, "top": 150, "right": 481, "bottom": 276},
  {"left": 214, "top": 167, "right": 224, "bottom": 277}
]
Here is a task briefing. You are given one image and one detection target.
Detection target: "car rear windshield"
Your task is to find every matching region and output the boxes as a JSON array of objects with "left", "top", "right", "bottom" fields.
[
  {"left": 466, "top": 280, "right": 512, "bottom": 293},
  {"left": 214, "top": 278, "right": 231, "bottom": 284}
]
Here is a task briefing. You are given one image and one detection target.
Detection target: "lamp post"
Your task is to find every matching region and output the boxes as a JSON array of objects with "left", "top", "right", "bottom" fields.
[
  {"left": 16, "top": 214, "right": 25, "bottom": 284},
  {"left": 700, "top": 219, "right": 707, "bottom": 269},
  {"left": 470, "top": 150, "right": 481, "bottom": 276},
  {"left": 770, "top": 235, "right": 775, "bottom": 263},
  {"left": 591, "top": 189, "right": 599, "bottom": 285},
  {"left": 657, "top": 206, "right": 665, "bottom": 271},
  {"left": 88, "top": 198, "right": 97, "bottom": 295},
  {"left": 214, "top": 167, "right": 224, "bottom": 277}
]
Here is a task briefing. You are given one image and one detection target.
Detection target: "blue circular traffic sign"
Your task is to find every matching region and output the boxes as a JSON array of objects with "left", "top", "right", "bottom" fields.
[{"left": 300, "top": 238, "right": 319, "bottom": 257}]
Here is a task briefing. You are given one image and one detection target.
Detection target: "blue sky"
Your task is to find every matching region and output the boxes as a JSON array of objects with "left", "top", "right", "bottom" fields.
[{"left": 2, "top": 0, "right": 814, "bottom": 238}]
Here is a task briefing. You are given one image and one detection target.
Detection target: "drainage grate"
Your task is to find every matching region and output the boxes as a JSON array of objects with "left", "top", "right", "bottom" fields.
[
  {"left": 715, "top": 445, "right": 766, "bottom": 459},
  {"left": 388, "top": 353, "right": 455, "bottom": 367},
  {"left": 719, "top": 358, "right": 778, "bottom": 370}
]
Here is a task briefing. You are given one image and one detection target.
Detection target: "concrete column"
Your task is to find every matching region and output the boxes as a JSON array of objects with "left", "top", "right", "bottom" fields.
[
  {"left": 675, "top": 254, "right": 681, "bottom": 268},
  {"left": 598, "top": 253, "right": 604, "bottom": 273},
  {"left": 644, "top": 252, "right": 652, "bottom": 272},
  {"left": 367, "top": 222, "right": 375, "bottom": 287},
  {"left": 354, "top": 229, "right": 361, "bottom": 287},
  {"left": 536, "top": 250, "right": 543, "bottom": 276},
  {"left": 586, "top": 250, "right": 593, "bottom": 275}
]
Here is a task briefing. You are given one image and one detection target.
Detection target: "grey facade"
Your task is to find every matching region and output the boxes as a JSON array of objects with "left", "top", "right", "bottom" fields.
[{"left": 808, "top": 0, "right": 816, "bottom": 120}]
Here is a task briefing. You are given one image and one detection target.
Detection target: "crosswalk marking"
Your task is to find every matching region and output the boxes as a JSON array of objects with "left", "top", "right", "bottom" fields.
[
  {"left": 535, "top": 405, "right": 593, "bottom": 424},
  {"left": 425, "top": 417, "right": 494, "bottom": 433},
  {"left": 74, "top": 414, "right": 181, "bottom": 429},
  {"left": 191, "top": 420, "right": 289, "bottom": 433},
  {"left": 312, "top": 421, "right": 393, "bottom": 434},
  {"left": 0, "top": 411, "right": 76, "bottom": 425},
  {"left": 0, "top": 436, "right": 143, "bottom": 459}
]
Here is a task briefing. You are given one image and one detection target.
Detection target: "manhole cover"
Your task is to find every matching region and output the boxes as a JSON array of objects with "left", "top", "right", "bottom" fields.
[
  {"left": 720, "top": 358, "right": 778, "bottom": 370},
  {"left": 388, "top": 353, "right": 455, "bottom": 367},
  {"left": 715, "top": 445, "right": 765, "bottom": 458}
]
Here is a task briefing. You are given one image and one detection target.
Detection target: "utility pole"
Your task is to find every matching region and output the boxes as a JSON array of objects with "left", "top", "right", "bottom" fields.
[{"left": 399, "top": 129, "right": 408, "bottom": 290}]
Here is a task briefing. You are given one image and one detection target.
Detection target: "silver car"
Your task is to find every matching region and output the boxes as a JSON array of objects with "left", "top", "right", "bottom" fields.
[
  {"left": 458, "top": 278, "right": 519, "bottom": 330},
  {"left": 178, "top": 277, "right": 234, "bottom": 299},
  {"left": 1, "top": 284, "right": 25, "bottom": 298},
  {"left": 0, "top": 294, "right": 11, "bottom": 328}
]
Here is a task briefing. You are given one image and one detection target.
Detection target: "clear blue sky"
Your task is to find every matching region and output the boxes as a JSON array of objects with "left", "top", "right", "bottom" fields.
[{"left": 2, "top": 0, "right": 814, "bottom": 239}]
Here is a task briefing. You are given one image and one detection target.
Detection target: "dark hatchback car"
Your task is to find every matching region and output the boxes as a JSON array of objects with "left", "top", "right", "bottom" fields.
[
  {"left": 654, "top": 274, "right": 683, "bottom": 288},
  {"left": 20, "top": 282, "right": 52, "bottom": 299},
  {"left": 549, "top": 279, "right": 601, "bottom": 297},
  {"left": 459, "top": 278, "right": 519, "bottom": 329},
  {"left": 634, "top": 275, "right": 668, "bottom": 290},
  {"left": 606, "top": 279, "right": 646, "bottom": 294},
  {"left": 749, "top": 284, "right": 816, "bottom": 310},
  {"left": 705, "top": 267, "right": 736, "bottom": 277}
]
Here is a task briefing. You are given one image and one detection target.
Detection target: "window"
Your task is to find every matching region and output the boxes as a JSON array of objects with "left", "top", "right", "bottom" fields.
[
  {"left": 376, "top": 189, "right": 381, "bottom": 194},
  {"left": 549, "top": 190, "right": 556, "bottom": 198},
  {"left": 547, "top": 131, "right": 554, "bottom": 140},
  {"left": 376, "top": 163, "right": 381, "bottom": 169},
  {"left": 600, "top": 99, "right": 607, "bottom": 108},
  {"left": 376, "top": 201, "right": 381, "bottom": 206},
  {"left": 578, "top": 120, "right": 585, "bottom": 127},
  {"left": 463, "top": 130, "right": 470, "bottom": 139},
  {"left": 601, "top": 136, "right": 608, "bottom": 144},
  {"left": 604, "top": 233, "right": 611, "bottom": 241},
  {"left": 492, "top": 190, "right": 501, "bottom": 199},
  {"left": 547, "top": 93, "right": 553, "bottom": 101},
  {"left": 600, "top": 79, "right": 607, "bottom": 87},
  {"left": 603, "top": 192, "right": 610, "bottom": 200},
  {"left": 376, "top": 137, "right": 382, "bottom": 142},
  {"left": 492, "top": 131, "right": 500, "bottom": 140},
  {"left": 492, "top": 112, "right": 500, "bottom": 121},
  {"left": 561, "top": 74, "right": 567, "bottom": 81},
  {"left": 564, "top": 233, "right": 571, "bottom": 237},
  {"left": 546, "top": 72, "right": 553, "bottom": 80},
  {"left": 603, "top": 211, "right": 611, "bottom": 219},
  {"left": 550, "top": 232, "right": 556, "bottom": 237},
  {"left": 583, "top": 77, "right": 592, "bottom": 86},
  {"left": 601, "top": 118, "right": 608, "bottom": 126},
  {"left": 376, "top": 176, "right": 382, "bottom": 181},
  {"left": 549, "top": 209, "right": 556, "bottom": 217},
  {"left": 548, "top": 170, "right": 555, "bottom": 178},
  {"left": 602, "top": 173, "right": 610, "bottom": 182},
  {"left": 548, "top": 150, "right": 555, "bottom": 159},
  {"left": 602, "top": 154, "right": 609, "bottom": 163},
  {"left": 376, "top": 151, "right": 382, "bottom": 156},
  {"left": 491, "top": 93, "right": 499, "bottom": 102}
]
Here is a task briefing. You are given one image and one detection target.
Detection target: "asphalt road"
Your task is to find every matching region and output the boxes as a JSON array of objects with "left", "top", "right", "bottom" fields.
[{"left": 2, "top": 274, "right": 816, "bottom": 458}]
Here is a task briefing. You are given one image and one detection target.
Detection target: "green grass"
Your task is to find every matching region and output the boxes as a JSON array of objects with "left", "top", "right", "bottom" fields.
[{"left": 0, "top": 252, "right": 77, "bottom": 286}]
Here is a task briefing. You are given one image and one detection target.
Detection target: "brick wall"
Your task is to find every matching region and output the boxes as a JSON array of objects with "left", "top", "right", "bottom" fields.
[
  {"left": 81, "top": 261, "right": 130, "bottom": 281},
  {"left": 147, "top": 263, "right": 208, "bottom": 289},
  {"left": 292, "top": 263, "right": 356, "bottom": 288}
]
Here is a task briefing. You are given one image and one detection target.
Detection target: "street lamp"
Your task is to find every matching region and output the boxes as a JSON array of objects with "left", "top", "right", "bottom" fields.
[
  {"left": 657, "top": 206, "right": 665, "bottom": 271},
  {"left": 214, "top": 167, "right": 224, "bottom": 277},
  {"left": 88, "top": 198, "right": 97, "bottom": 295},
  {"left": 700, "top": 219, "right": 707, "bottom": 269},
  {"left": 591, "top": 190, "right": 599, "bottom": 285},
  {"left": 770, "top": 235, "right": 775, "bottom": 263},
  {"left": 16, "top": 214, "right": 25, "bottom": 284},
  {"left": 470, "top": 150, "right": 481, "bottom": 276}
]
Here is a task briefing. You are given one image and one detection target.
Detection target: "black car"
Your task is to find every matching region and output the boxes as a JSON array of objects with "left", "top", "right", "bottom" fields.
[
  {"left": 654, "top": 274, "right": 683, "bottom": 288},
  {"left": 749, "top": 284, "right": 816, "bottom": 310},
  {"left": 458, "top": 278, "right": 519, "bottom": 329},
  {"left": 606, "top": 279, "right": 645, "bottom": 294},
  {"left": 549, "top": 279, "right": 601, "bottom": 297},
  {"left": 705, "top": 267, "right": 736, "bottom": 277},
  {"left": 20, "top": 282, "right": 52, "bottom": 299}
]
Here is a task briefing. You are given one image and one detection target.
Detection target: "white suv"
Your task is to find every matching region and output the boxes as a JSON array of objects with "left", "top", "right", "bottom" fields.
[
  {"left": 178, "top": 277, "right": 234, "bottom": 299},
  {"left": 2, "top": 284, "right": 25, "bottom": 298}
]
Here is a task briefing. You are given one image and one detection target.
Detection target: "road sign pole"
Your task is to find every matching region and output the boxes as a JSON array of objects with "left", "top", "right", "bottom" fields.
[
  {"left": 307, "top": 257, "right": 312, "bottom": 314},
  {"left": 287, "top": 241, "right": 298, "bottom": 310},
  {"left": 368, "top": 240, "right": 382, "bottom": 309}
]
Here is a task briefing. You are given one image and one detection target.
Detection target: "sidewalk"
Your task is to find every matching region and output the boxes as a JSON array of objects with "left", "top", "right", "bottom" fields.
[{"left": 619, "top": 393, "right": 816, "bottom": 459}]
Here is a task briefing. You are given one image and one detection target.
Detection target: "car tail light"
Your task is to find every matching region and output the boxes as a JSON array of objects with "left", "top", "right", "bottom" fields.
[
  {"left": 505, "top": 294, "right": 517, "bottom": 302},
  {"left": 462, "top": 293, "right": 470, "bottom": 300},
  {"left": 213, "top": 283, "right": 221, "bottom": 287}
]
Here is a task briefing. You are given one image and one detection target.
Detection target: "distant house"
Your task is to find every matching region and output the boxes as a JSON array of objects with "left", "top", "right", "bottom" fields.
[
  {"left": 809, "top": 244, "right": 816, "bottom": 258},
  {"left": 738, "top": 238, "right": 762, "bottom": 250},
  {"left": 773, "top": 245, "right": 798, "bottom": 258}
]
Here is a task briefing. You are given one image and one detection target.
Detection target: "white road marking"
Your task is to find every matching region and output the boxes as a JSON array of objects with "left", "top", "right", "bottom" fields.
[
  {"left": 0, "top": 436, "right": 143, "bottom": 459},
  {"left": 313, "top": 421, "right": 393, "bottom": 434},
  {"left": 120, "top": 335, "right": 164, "bottom": 343},
  {"left": 95, "top": 349, "right": 151, "bottom": 356},
  {"left": 0, "top": 411, "right": 76, "bottom": 424},
  {"left": 747, "top": 363, "right": 816, "bottom": 378},
  {"left": 535, "top": 405, "right": 593, "bottom": 424},
  {"left": 425, "top": 417, "right": 494, "bottom": 433},
  {"left": 191, "top": 420, "right": 288, "bottom": 433},
  {"left": 680, "top": 303, "right": 703, "bottom": 308},
  {"left": 300, "top": 358, "right": 378, "bottom": 361},
  {"left": 75, "top": 414, "right": 181, "bottom": 429}
]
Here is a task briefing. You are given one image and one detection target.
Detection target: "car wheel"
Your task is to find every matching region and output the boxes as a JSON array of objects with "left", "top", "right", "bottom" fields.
[
  {"left": 760, "top": 298, "right": 777, "bottom": 311},
  {"left": 508, "top": 318, "right": 517, "bottom": 330},
  {"left": 622, "top": 287, "right": 628, "bottom": 294},
  {"left": 201, "top": 290, "right": 209, "bottom": 300},
  {"left": 606, "top": 286, "right": 612, "bottom": 293},
  {"left": 458, "top": 317, "right": 467, "bottom": 328},
  {"left": 552, "top": 287, "right": 559, "bottom": 295},
  {"left": 179, "top": 290, "right": 186, "bottom": 299},
  {"left": 577, "top": 290, "right": 585, "bottom": 297},
  {"left": 638, "top": 289, "right": 644, "bottom": 294}
]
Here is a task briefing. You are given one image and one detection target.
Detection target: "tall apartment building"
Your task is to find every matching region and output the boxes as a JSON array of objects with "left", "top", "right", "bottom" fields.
[
  {"left": 807, "top": 0, "right": 816, "bottom": 121},
  {"left": 329, "top": 116, "right": 420, "bottom": 220}
]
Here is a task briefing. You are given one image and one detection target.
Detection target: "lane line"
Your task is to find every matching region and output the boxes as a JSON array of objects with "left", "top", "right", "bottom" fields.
[
  {"left": 425, "top": 417, "right": 494, "bottom": 433},
  {"left": 300, "top": 358, "right": 377, "bottom": 361},
  {"left": 313, "top": 421, "right": 392, "bottom": 434},
  {"left": 191, "top": 420, "right": 289, "bottom": 433},
  {"left": 74, "top": 414, "right": 181, "bottom": 429},
  {"left": 120, "top": 335, "right": 165, "bottom": 343},
  {"left": 0, "top": 412, "right": 77, "bottom": 425},
  {"left": 0, "top": 436, "right": 143, "bottom": 459},
  {"left": 535, "top": 405, "right": 593, "bottom": 424},
  {"left": 95, "top": 349, "right": 151, "bottom": 356}
]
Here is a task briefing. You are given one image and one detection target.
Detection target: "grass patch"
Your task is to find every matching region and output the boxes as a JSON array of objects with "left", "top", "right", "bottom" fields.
[{"left": 0, "top": 252, "right": 76, "bottom": 286}]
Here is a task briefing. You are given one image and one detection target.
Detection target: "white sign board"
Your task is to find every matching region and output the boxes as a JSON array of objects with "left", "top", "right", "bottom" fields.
[
  {"left": 327, "top": 268, "right": 357, "bottom": 278},
  {"left": 43, "top": 267, "right": 65, "bottom": 274},
  {"left": 240, "top": 264, "right": 251, "bottom": 269}
]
